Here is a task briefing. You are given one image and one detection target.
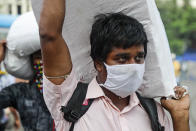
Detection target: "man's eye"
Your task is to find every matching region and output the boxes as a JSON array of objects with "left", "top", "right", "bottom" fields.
[
  {"left": 118, "top": 58, "right": 127, "bottom": 63},
  {"left": 135, "top": 55, "right": 145, "bottom": 63}
]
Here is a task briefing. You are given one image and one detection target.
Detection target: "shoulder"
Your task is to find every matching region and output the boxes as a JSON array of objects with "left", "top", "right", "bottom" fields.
[
  {"left": 155, "top": 101, "right": 165, "bottom": 116},
  {"left": 2, "top": 82, "right": 30, "bottom": 93},
  {"left": 155, "top": 101, "right": 170, "bottom": 119},
  {"left": 8, "top": 82, "right": 30, "bottom": 88},
  {"left": 155, "top": 101, "right": 173, "bottom": 131}
]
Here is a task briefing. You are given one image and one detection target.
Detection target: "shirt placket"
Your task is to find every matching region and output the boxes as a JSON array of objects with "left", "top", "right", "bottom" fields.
[
  {"left": 104, "top": 96, "right": 132, "bottom": 131},
  {"left": 119, "top": 113, "right": 131, "bottom": 131}
]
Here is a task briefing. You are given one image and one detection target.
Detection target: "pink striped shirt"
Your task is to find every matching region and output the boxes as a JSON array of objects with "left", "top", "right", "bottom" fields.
[{"left": 43, "top": 69, "right": 173, "bottom": 131}]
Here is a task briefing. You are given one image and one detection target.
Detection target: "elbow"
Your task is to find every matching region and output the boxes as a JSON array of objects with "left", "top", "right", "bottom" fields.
[
  {"left": 39, "top": 17, "right": 62, "bottom": 43},
  {"left": 39, "top": 28, "right": 59, "bottom": 43}
]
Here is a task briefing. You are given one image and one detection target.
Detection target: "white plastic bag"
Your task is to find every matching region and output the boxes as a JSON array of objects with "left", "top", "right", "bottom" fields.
[
  {"left": 31, "top": 0, "right": 176, "bottom": 98},
  {"left": 4, "top": 11, "right": 40, "bottom": 80}
]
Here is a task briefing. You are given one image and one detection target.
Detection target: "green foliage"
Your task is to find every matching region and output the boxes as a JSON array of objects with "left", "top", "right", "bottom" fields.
[{"left": 156, "top": 0, "right": 196, "bottom": 55}]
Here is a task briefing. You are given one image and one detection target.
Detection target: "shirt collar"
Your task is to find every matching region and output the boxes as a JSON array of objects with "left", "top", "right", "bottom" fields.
[
  {"left": 85, "top": 78, "right": 141, "bottom": 108},
  {"left": 129, "top": 92, "right": 140, "bottom": 107},
  {"left": 119, "top": 93, "right": 140, "bottom": 114},
  {"left": 86, "top": 78, "right": 105, "bottom": 99}
]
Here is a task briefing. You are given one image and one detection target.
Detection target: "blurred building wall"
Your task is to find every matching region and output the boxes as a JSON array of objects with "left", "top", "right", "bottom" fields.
[{"left": 0, "top": 0, "right": 32, "bottom": 15}]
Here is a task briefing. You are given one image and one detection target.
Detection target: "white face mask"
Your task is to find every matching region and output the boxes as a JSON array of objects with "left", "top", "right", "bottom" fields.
[{"left": 99, "top": 63, "right": 145, "bottom": 98}]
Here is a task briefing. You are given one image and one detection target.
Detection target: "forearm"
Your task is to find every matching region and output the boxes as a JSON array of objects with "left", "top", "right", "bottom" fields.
[
  {"left": 39, "top": 0, "right": 65, "bottom": 37},
  {"left": 171, "top": 111, "right": 190, "bottom": 131},
  {"left": 39, "top": 0, "right": 72, "bottom": 84}
]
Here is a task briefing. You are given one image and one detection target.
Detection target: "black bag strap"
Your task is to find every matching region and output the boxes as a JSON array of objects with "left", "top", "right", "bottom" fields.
[
  {"left": 136, "top": 93, "right": 165, "bottom": 131},
  {"left": 60, "top": 82, "right": 164, "bottom": 131},
  {"left": 60, "top": 82, "right": 94, "bottom": 131}
]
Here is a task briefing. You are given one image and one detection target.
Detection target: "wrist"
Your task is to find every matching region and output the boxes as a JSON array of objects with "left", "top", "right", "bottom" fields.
[{"left": 171, "top": 110, "right": 189, "bottom": 121}]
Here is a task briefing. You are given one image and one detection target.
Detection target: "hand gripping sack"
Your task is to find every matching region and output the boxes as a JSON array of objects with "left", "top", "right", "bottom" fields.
[
  {"left": 4, "top": 12, "right": 40, "bottom": 80},
  {"left": 31, "top": 0, "right": 176, "bottom": 98}
]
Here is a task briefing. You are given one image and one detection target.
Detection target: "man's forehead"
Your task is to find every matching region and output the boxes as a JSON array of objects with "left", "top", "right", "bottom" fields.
[{"left": 110, "top": 45, "right": 144, "bottom": 55}]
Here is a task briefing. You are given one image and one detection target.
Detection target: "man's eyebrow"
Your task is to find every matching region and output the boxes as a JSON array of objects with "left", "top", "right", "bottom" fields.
[
  {"left": 137, "top": 51, "right": 145, "bottom": 56},
  {"left": 115, "top": 53, "right": 130, "bottom": 57}
]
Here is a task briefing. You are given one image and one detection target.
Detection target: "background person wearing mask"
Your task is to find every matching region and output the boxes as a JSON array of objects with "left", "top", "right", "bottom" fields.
[{"left": 0, "top": 40, "right": 54, "bottom": 131}]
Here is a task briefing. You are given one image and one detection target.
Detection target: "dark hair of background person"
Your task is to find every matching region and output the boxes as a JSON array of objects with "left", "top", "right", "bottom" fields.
[
  {"left": 30, "top": 50, "right": 41, "bottom": 65},
  {"left": 90, "top": 12, "right": 148, "bottom": 61}
]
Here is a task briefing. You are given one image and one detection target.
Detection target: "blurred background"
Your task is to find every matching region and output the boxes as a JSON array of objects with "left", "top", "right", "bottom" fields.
[
  {"left": 0, "top": 1, "right": 31, "bottom": 130},
  {"left": 0, "top": 0, "right": 196, "bottom": 130},
  {"left": 156, "top": 0, "right": 196, "bottom": 130}
]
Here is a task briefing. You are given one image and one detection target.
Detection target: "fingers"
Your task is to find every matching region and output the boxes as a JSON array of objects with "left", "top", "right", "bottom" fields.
[
  {"left": 178, "top": 94, "right": 190, "bottom": 110},
  {"left": 161, "top": 94, "right": 190, "bottom": 112},
  {"left": 174, "top": 86, "right": 187, "bottom": 99},
  {"left": 160, "top": 97, "right": 166, "bottom": 106},
  {"left": 161, "top": 97, "right": 173, "bottom": 105},
  {"left": 0, "top": 40, "right": 7, "bottom": 62},
  {"left": 179, "top": 94, "right": 190, "bottom": 103},
  {"left": 160, "top": 97, "right": 173, "bottom": 111},
  {"left": 0, "top": 40, "right": 6, "bottom": 50},
  {"left": 161, "top": 94, "right": 190, "bottom": 104},
  {"left": 0, "top": 40, "right": 6, "bottom": 46}
]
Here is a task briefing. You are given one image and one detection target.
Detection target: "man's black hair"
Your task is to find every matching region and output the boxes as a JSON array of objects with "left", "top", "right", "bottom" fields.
[{"left": 90, "top": 12, "right": 148, "bottom": 61}]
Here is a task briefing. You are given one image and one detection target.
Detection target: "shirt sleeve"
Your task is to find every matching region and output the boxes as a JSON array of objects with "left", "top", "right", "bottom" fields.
[
  {"left": 43, "top": 69, "right": 79, "bottom": 121},
  {"left": 0, "top": 84, "right": 18, "bottom": 110},
  {"left": 156, "top": 102, "right": 173, "bottom": 131}
]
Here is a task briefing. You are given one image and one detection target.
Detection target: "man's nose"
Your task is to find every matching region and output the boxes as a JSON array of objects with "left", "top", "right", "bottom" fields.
[{"left": 128, "top": 58, "right": 136, "bottom": 64}]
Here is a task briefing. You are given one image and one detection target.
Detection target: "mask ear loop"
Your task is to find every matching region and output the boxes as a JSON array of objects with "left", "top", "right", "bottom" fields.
[
  {"left": 98, "top": 61, "right": 108, "bottom": 86},
  {"left": 96, "top": 61, "right": 108, "bottom": 86},
  {"left": 103, "top": 62, "right": 109, "bottom": 68}
]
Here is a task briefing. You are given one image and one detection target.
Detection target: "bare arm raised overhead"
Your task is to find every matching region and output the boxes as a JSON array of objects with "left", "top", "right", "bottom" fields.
[{"left": 39, "top": 0, "right": 72, "bottom": 85}]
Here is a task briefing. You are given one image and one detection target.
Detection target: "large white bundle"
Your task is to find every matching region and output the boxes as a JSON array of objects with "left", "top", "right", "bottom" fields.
[
  {"left": 4, "top": 12, "right": 40, "bottom": 80},
  {"left": 31, "top": 0, "right": 176, "bottom": 98}
]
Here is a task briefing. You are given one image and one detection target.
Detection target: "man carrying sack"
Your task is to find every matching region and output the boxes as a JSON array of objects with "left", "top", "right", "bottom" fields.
[
  {"left": 39, "top": 0, "right": 190, "bottom": 131},
  {"left": 0, "top": 40, "right": 54, "bottom": 131}
]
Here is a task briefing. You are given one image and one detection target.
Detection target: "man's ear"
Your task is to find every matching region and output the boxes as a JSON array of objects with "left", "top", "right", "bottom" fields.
[{"left": 94, "top": 60, "right": 104, "bottom": 72}]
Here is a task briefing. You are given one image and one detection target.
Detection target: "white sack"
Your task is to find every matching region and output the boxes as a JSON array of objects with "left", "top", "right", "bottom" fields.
[
  {"left": 31, "top": 0, "right": 176, "bottom": 98},
  {"left": 4, "top": 51, "right": 34, "bottom": 79},
  {"left": 4, "top": 11, "right": 40, "bottom": 80}
]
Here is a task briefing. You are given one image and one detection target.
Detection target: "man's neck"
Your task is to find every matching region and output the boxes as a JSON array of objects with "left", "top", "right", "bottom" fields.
[
  {"left": 102, "top": 87, "right": 130, "bottom": 111},
  {"left": 96, "top": 76, "right": 130, "bottom": 111}
]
